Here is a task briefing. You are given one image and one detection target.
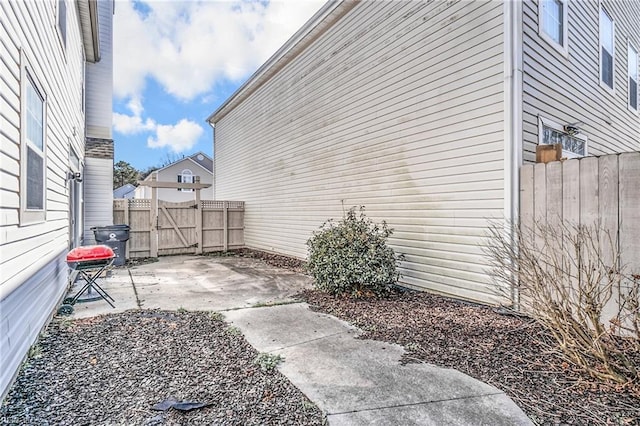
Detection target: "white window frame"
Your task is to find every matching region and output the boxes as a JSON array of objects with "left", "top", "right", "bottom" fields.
[
  {"left": 538, "top": 0, "right": 569, "bottom": 57},
  {"left": 538, "top": 116, "right": 588, "bottom": 159},
  {"left": 599, "top": 4, "right": 615, "bottom": 94},
  {"left": 178, "top": 169, "right": 193, "bottom": 192},
  {"left": 20, "top": 52, "right": 47, "bottom": 224},
  {"left": 628, "top": 41, "right": 639, "bottom": 113}
]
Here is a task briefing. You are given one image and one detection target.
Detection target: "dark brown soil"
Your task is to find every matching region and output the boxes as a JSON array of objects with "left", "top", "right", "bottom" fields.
[
  {"left": 207, "top": 249, "right": 306, "bottom": 273},
  {"left": 301, "top": 289, "right": 640, "bottom": 426}
]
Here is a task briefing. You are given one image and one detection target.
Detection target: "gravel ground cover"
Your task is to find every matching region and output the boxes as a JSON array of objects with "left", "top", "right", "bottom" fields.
[
  {"left": 301, "top": 289, "right": 640, "bottom": 426},
  {"left": 208, "top": 249, "right": 306, "bottom": 274},
  {"left": 1, "top": 310, "right": 324, "bottom": 425}
]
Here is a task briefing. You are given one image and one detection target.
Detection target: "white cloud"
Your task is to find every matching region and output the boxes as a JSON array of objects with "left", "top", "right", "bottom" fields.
[
  {"left": 147, "top": 119, "right": 204, "bottom": 153},
  {"left": 113, "top": 112, "right": 156, "bottom": 134},
  {"left": 113, "top": 0, "right": 325, "bottom": 101}
]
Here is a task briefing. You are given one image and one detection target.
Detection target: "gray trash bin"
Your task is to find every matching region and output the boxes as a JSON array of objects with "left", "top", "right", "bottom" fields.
[{"left": 92, "top": 225, "right": 130, "bottom": 266}]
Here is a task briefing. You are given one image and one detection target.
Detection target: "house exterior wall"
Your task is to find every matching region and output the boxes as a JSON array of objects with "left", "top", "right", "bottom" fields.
[
  {"left": 83, "top": 153, "right": 114, "bottom": 244},
  {"left": 135, "top": 159, "right": 214, "bottom": 202},
  {"left": 84, "top": 0, "right": 113, "bottom": 141},
  {"left": 522, "top": 0, "right": 640, "bottom": 162},
  {"left": 212, "top": 1, "right": 506, "bottom": 303},
  {"left": 82, "top": 0, "right": 114, "bottom": 241},
  {"left": 0, "top": 0, "right": 88, "bottom": 399}
]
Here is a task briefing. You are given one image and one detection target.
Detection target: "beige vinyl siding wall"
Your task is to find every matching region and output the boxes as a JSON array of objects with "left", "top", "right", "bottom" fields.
[
  {"left": 214, "top": 1, "right": 505, "bottom": 303},
  {"left": 84, "top": 0, "right": 112, "bottom": 140},
  {"left": 522, "top": 0, "right": 640, "bottom": 162},
  {"left": 0, "top": 0, "right": 86, "bottom": 398}
]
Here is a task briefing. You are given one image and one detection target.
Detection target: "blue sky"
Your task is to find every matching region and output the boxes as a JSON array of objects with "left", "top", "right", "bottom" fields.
[{"left": 112, "top": 0, "right": 325, "bottom": 170}]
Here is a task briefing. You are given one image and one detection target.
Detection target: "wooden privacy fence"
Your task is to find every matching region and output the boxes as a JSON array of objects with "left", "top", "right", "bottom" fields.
[
  {"left": 113, "top": 199, "right": 244, "bottom": 258},
  {"left": 520, "top": 152, "right": 640, "bottom": 275}
]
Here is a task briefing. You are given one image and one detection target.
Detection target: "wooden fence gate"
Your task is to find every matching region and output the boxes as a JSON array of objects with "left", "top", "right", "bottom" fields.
[{"left": 113, "top": 199, "right": 244, "bottom": 258}]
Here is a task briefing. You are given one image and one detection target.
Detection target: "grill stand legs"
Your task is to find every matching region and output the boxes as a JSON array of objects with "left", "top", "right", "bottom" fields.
[{"left": 59, "top": 261, "right": 115, "bottom": 315}]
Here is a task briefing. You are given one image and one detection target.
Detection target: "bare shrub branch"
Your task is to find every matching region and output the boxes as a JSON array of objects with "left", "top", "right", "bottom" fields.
[{"left": 485, "top": 219, "right": 639, "bottom": 385}]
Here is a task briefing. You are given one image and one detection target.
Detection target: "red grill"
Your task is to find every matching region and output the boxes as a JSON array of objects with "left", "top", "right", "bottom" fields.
[{"left": 60, "top": 245, "right": 116, "bottom": 314}]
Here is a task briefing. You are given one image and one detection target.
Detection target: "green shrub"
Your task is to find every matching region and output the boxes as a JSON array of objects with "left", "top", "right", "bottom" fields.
[{"left": 306, "top": 206, "right": 402, "bottom": 297}]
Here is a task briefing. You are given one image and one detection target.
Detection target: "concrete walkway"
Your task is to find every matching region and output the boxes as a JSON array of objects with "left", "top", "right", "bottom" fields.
[{"left": 66, "top": 255, "right": 532, "bottom": 425}]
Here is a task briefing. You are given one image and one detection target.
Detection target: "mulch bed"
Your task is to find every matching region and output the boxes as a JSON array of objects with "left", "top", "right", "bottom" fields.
[
  {"left": 207, "top": 249, "right": 306, "bottom": 274},
  {"left": 1, "top": 310, "right": 323, "bottom": 425},
  {"left": 301, "top": 289, "right": 640, "bottom": 426}
]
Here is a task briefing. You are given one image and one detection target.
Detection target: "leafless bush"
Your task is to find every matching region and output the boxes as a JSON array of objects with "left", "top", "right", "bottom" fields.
[{"left": 485, "top": 220, "right": 639, "bottom": 385}]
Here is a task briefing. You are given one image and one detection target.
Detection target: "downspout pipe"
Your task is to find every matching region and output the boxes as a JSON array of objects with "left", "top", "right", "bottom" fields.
[{"left": 503, "top": 0, "right": 523, "bottom": 310}]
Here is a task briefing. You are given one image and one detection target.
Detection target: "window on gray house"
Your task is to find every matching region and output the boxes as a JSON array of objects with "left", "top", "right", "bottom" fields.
[
  {"left": 600, "top": 7, "right": 614, "bottom": 90},
  {"left": 542, "top": 0, "right": 564, "bottom": 45},
  {"left": 629, "top": 43, "right": 638, "bottom": 111},
  {"left": 539, "top": 116, "right": 587, "bottom": 159},
  {"left": 58, "top": 0, "right": 66, "bottom": 49}
]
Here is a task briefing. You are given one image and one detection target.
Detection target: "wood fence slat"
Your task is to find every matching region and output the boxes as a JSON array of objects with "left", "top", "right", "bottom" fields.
[
  {"left": 533, "top": 163, "right": 547, "bottom": 252},
  {"left": 598, "top": 155, "right": 620, "bottom": 324},
  {"left": 223, "top": 201, "right": 229, "bottom": 251},
  {"left": 195, "top": 178, "right": 203, "bottom": 255},
  {"left": 562, "top": 159, "right": 580, "bottom": 225},
  {"left": 161, "top": 206, "right": 190, "bottom": 248},
  {"left": 598, "top": 154, "right": 619, "bottom": 259},
  {"left": 519, "top": 165, "right": 534, "bottom": 229},
  {"left": 546, "top": 161, "right": 563, "bottom": 226},
  {"left": 150, "top": 174, "right": 159, "bottom": 258},
  {"left": 579, "top": 156, "right": 599, "bottom": 226},
  {"left": 619, "top": 152, "right": 640, "bottom": 276},
  {"left": 533, "top": 163, "right": 547, "bottom": 224}
]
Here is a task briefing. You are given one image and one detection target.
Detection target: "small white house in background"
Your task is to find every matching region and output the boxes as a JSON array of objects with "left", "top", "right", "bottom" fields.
[
  {"left": 113, "top": 183, "right": 137, "bottom": 199},
  {"left": 135, "top": 152, "right": 214, "bottom": 202},
  {"left": 0, "top": 0, "right": 113, "bottom": 399},
  {"left": 208, "top": 1, "right": 640, "bottom": 304}
]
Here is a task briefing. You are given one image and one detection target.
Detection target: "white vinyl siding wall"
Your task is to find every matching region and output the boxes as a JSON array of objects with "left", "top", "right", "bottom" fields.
[
  {"left": 522, "top": 0, "right": 640, "bottom": 162},
  {"left": 84, "top": 0, "right": 112, "bottom": 140},
  {"left": 83, "top": 157, "right": 114, "bottom": 244},
  {"left": 0, "top": 0, "right": 86, "bottom": 398},
  {"left": 213, "top": 1, "right": 505, "bottom": 303}
]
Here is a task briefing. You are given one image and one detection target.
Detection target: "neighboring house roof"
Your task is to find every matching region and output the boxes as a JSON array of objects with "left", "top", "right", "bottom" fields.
[
  {"left": 113, "top": 184, "right": 136, "bottom": 199},
  {"left": 142, "top": 152, "right": 213, "bottom": 181},
  {"left": 188, "top": 152, "right": 213, "bottom": 172}
]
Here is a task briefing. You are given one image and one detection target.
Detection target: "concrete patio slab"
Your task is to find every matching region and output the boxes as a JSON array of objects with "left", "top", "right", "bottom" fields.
[
  {"left": 63, "top": 255, "right": 533, "bottom": 425},
  {"left": 326, "top": 393, "right": 532, "bottom": 426}
]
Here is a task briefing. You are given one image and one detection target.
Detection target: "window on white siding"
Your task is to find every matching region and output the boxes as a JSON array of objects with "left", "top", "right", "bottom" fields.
[
  {"left": 599, "top": 6, "right": 614, "bottom": 91},
  {"left": 21, "top": 68, "right": 47, "bottom": 224},
  {"left": 629, "top": 43, "right": 638, "bottom": 111},
  {"left": 178, "top": 169, "right": 193, "bottom": 192},
  {"left": 57, "top": 0, "right": 67, "bottom": 50},
  {"left": 539, "top": 0, "right": 568, "bottom": 55},
  {"left": 538, "top": 116, "right": 587, "bottom": 158}
]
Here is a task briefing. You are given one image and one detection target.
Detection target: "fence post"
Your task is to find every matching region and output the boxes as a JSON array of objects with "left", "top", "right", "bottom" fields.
[
  {"left": 195, "top": 177, "right": 203, "bottom": 255},
  {"left": 123, "top": 198, "right": 130, "bottom": 226},
  {"left": 223, "top": 201, "right": 229, "bottom": 251},
  {"left": 150, "top": 172, "right": 158, "bottom": 258}
]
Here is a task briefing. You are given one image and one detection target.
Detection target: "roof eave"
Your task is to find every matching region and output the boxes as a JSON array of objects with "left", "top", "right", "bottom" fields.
[{"left": 78, "top": 0, "right": 101, "bottom": 63}]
